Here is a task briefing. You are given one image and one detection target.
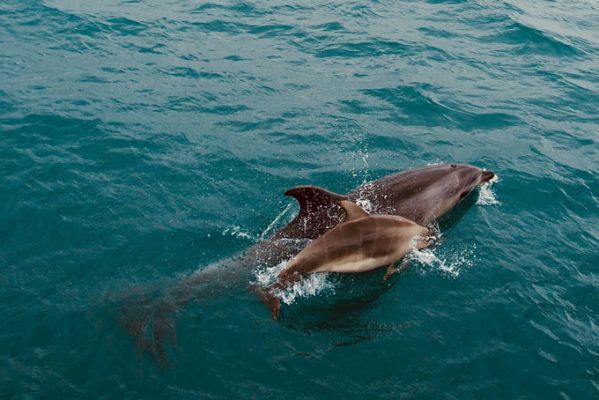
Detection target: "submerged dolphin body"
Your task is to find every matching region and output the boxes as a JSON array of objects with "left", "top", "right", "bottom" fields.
[
  {"left": 120, "top": 163, "right": 494, "bottom": 360},
  {"left": 259, "top": 200, "right": 434, "bottom": 319}
]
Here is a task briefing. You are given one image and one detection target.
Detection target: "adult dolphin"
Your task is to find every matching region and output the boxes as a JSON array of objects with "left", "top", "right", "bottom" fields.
[
  {"left": 245, "top": 163, "right": 494, "bottom": 266},
  {"left": 119, "top": 163, "right": 494, "bottom": 360}
]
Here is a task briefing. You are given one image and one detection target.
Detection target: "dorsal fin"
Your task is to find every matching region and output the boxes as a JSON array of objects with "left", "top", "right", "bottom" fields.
[
  {"left": 281, "top": 186, "right": 348, "bottom": 239},
  {"left": 285, "top": 186, "right": 347, "bottom": 216},
  {"left": 339, "top": 200, "right": 369, "bottom": 222}
]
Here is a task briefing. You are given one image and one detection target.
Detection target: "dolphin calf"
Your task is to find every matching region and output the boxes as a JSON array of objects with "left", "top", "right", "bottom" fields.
[
  {"left": 119, "top": 163, "right": 494, "bottom": 360},
  {"left": 258, "top": 201, "right": 434, "bottom": 319}
]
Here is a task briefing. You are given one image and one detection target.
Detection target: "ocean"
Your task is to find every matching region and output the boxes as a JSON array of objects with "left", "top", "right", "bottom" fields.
[{"left": 1, "top": 0, "right": 598, "bottom": 398}]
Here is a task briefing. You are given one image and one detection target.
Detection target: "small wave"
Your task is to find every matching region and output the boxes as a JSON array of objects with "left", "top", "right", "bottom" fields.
[
  {"left": 477, "top": 175, "right": 500, "bottom": 206},
  {"left": 499, "top": 20, "right": 583, "bottom": 57},
  {"left": 310, "top": 21, "right": 346, "bottom": 32},
  {"left": 362, "top": 85, "right": 521, "bottom": 130},
  {"left": 314, "top": 40, "right": 411, "bottom": 58},
  {"left": 254, "top": 260, "right": 335, "bottom": 305},
  {"left": 193, "top": 2, "right": 259, "bottom": 15}
]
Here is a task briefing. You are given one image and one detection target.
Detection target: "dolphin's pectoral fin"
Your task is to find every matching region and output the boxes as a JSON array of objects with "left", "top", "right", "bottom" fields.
[
  {"left": 384, "top": 258, "right": 411, "bottom": 280},
  {"left": 384, "top": 264, "right": 398, "bottom": 280},
  {"left": 339, "top": 200, "right": 369, "bottom": 222},
  {"left": 399, "top": 258, "right": 411, "bottom": 273},
  {"left": 252, "top": 285, "right": 282, "bottom": 320}
]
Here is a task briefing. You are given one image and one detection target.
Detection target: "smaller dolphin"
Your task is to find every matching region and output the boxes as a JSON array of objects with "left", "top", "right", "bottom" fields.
[{"left": 258, "top": 201, "right": 434, "bottom": 319}]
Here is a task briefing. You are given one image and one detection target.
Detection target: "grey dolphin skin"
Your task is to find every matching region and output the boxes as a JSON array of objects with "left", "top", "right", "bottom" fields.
[
  {"left": 258, "top": 201, "right": 435, "bottom": 319},
  {"left": 120, "top": 163, "right": 494, "bottom": 360}
]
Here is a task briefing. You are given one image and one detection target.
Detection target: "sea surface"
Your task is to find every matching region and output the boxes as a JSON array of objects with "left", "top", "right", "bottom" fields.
[{"left": 1, "top": 0, "right": 598, "bottom": 399}]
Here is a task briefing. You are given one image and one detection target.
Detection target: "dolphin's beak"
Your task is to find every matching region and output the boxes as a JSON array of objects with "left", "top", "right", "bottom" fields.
[{"left": 481, "top": 170, "right": 495, "bottom": 182}]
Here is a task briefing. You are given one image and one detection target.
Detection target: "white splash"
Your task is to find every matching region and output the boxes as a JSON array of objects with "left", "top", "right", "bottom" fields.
[
  {"left": 349, "top": 148, "right": 370, "bottom": 181},
  {"left": 408, "top": 245, "right": 476, "bottom": 278},
  {"left": 276, "top": 273, "right": 335, "bottom": 305},
  {"left": 254, "top": 260, "right": 335, "bottom": 305},
  {"left": 222, "top": 203, "right": 295, "bottom": 243},
  {"left": 355, "top": 197, "right": 374, "bottom": 213},
  {"left": 221, "top": 225, "right": 257, "bottom": 241},
  {"left": 254, "top": 260, "right": 287, "bottom": 286},
  {"left": 260, "top": 203, "right": 292, "bottom": 240},
  {"left": 477, "top": 174, "right": 500, "bottom": 206}
]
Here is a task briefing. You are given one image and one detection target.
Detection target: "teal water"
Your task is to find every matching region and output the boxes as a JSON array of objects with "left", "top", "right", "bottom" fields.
[{"left": 1, "top": 0, "right": 598, "bottom": 398}]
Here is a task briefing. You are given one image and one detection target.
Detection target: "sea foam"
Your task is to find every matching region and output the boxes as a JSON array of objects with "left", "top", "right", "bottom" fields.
[
  {"left": 477, "top": 174, "right": 500, "bottom": 206},
  {"left": 254, "top": 260, "right": 335, "bottom": 305},
  {"left": 408, "top": 245, "right": 476, "bottom": 278}
]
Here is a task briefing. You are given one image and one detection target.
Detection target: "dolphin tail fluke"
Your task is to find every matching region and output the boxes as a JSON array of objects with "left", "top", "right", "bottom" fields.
[
  {"left": 118, "top": 293, "right": 181, "bottom": 365},
  {"left": 117, "top": 259, "right": 247, "bottom": 364},
  {"left": 118, "top": 291, "right": 152, "bottom": 352},
  {"left": 252, "top": 285, "right": 281, "bottom": 320},
  {"left": 116, "top": 275, "right": 203, "bottom": 365},
  {"left": 383, "top": 263, "right": 398, "bottom": 280},
  {"left": 149, "top": 299, "right": 178, "bottom": 364}
]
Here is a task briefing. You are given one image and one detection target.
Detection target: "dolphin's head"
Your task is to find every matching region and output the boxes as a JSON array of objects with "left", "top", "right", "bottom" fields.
[
  {"left": 351, "top": 163, "right": 495, "bottom": 224},
  {"left": 451, "top": 164, "right": 495, "bottom": 202}
]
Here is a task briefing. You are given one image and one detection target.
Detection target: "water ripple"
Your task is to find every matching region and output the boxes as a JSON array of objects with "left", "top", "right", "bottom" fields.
[{"left": 1, "top": 0, "right": 598, "bottom": 398}]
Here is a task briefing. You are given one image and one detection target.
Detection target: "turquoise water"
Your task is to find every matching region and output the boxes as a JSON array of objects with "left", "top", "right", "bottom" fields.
[{"left": 1, "top": 0, "right": 598, "bottom": 398}]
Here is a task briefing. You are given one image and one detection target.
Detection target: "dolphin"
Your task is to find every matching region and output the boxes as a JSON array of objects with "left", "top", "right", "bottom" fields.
[
  {"left": 258, "top": 200, "right": 435, "bottom": 319},
  {"left": 119, "top": 163, "right": 495, "bottom": 360},
  {"left": 247, "top": 163, "right": 494, "bottom": 266}
]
